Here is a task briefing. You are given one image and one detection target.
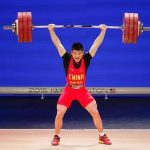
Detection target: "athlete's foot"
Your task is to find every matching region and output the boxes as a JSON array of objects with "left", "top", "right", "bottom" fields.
[
  {"left": 99, "top": 134, "right": 112, "bottom": 145},
  {"left": 51, "top": 135, "right": 60, "bottom": 146}
]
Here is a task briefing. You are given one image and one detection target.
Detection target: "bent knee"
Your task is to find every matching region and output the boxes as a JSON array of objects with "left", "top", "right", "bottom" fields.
[
  {"left": 57, "top": 109, "right": 66, "bottom": 115},
  {"left": 56, "top": 105, "right": 67, "bottom": 117},
  {"left": 89, "top": 108, "right": 99, "bottom": 117}
]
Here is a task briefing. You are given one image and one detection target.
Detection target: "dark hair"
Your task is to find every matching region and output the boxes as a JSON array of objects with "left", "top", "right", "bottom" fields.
[{"left": 71, "top": 42, "right": 83, "bottom": 51}]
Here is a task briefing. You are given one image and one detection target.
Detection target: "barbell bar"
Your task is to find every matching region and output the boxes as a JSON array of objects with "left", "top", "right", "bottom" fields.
[
  {"left": 32, "top": 25, "right": 122, "bottom": 29},
  {"left": 3, "top": 12, "right": 150, "bottom": 43}
]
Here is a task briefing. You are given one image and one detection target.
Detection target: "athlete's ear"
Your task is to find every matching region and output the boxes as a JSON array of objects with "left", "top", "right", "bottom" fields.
[{"left": 81, "top": 51, "right": 84, "bottom": 55}]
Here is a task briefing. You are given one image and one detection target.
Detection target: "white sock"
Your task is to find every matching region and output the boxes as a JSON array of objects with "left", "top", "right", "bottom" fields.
[{"left": 99, "top": 132, "right": 105, "bottom": 137}]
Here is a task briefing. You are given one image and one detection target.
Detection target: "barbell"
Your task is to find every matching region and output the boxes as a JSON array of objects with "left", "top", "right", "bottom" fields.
[{"left": 3, "top": 12, "right": 150, "bottom": 43}]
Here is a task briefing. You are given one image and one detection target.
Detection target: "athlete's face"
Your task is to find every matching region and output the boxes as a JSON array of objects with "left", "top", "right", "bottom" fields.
[{"left": 71, "top": 50, "right": 84, "bottom": 63}]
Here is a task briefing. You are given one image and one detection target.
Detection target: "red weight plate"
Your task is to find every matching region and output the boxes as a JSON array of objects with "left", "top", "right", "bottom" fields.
[
  {"left": 133, "top": 13, "right": 139, "bottom": 43},
  {"left": 18, "top": 12, "right": 24, "bottom": 42},
  {"left": 22, "top": 12, "right": 28, "bottom": 42},
  {"left": 122, "top": 13, "right": 130, "bottom": 43},
  {"left": 128, "top": 13, "right": 134, "bottom": 43},
  {"left": 27, "top": 12, "right": 32, "bottom": 42}
]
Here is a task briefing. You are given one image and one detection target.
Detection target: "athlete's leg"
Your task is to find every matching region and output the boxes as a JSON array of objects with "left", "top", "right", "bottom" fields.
[
  {"left": 51, "top": 104, "right": 67, "bottom": 146},
  {"left": 77, "top": 87, "right": 103, "bottom": 131},
  {"left": 52, "top": 86, "right": 73, "bottom": 146},
  {"left": 85, "top": 100, "right": 103, "bottom": 132},
  {"left": 54, "top": 86, "right": 72, "bottom": 135},
  {"left": 85, "top": 100, "right": 112, "bottom": 145},
  {"left": 54, "top": 104, "right": 67, "bottom": 135}
]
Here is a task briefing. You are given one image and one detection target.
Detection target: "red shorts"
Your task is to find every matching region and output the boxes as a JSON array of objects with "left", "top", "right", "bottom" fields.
[{"left": 57, "top": 86, "right": 94, "bottom": 108}]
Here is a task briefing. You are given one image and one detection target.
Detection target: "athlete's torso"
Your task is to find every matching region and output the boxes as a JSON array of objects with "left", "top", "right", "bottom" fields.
[{"left": 62, "top": 52, "right": 92, "bottom": 77}]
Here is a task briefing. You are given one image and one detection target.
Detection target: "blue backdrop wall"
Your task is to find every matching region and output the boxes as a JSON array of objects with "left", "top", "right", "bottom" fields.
[{"left": 0, "top": 0, "right": 150, "bottom": 87}]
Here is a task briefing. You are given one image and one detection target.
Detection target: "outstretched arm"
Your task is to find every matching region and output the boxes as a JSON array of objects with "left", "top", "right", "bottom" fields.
[
  {"left": 89, "top": 24, "right": 107, "bottom": 57},
  {"left": 48, "top": 24, "right": 66, "bottom": 57}
]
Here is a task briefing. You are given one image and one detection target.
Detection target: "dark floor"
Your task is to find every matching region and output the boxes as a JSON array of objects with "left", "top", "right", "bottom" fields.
[{"left": 0, "top": 95, "right": 150, "bottom": 129}]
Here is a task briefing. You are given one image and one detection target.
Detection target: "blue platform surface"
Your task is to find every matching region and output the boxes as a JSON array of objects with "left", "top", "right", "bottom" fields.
[
  {"left": 0, "top": 96, "right": 150, "bottom": 129},
  {"left": 0, "top": 0, "right": 150, "bottom": 87}
]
